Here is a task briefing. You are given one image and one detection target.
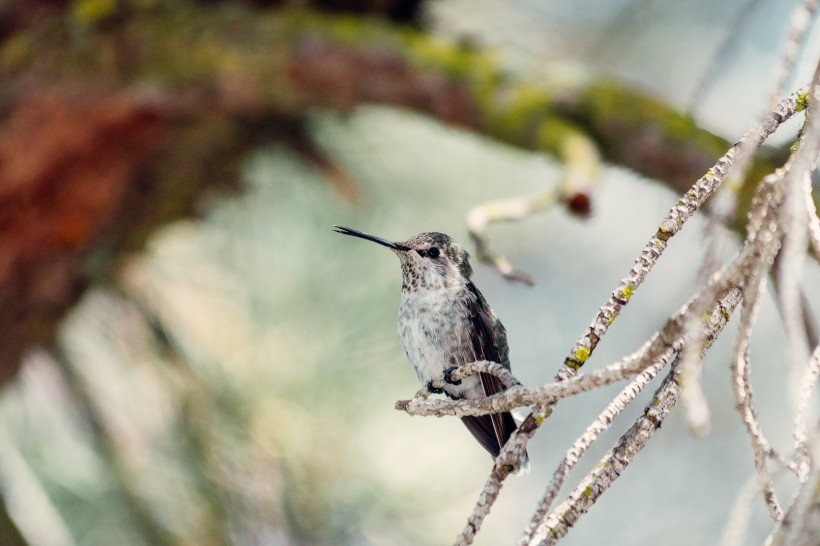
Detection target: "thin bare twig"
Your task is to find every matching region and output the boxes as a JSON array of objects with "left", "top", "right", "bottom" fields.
[
  {"left": 560, "top": 85, "right": 808, "bottom": 378},
  {"left": 467, "top": 130, "right": 601, "bottom": 285},
  {"left": 733, "top": 268, "right": 784, "bottom": 520},
  {"left": 524, "top": 192, "right": 788, "bottom": 541},
  {"left": 769, "top": 0, "right": 819, "bottom": 110},
  {"left": 729, "top": 168, "right": 788, "bottom": 521},
  {"left": 792, "top": 344, "right": 820, "bottom": 481},
  {"left": 721, "top": 475, "right": 760, "bottom": 546},
  {"left": 398, "top": 344, "right": 657, "bottom": 417},
  {"left": 467, "top": 191, "right": 559, "bottom": 286},
  {"left": 679, "top": 314, "right": 712, "bottom": 437},
  {"left": 765, "top": 434, "right": 820, "bottom": 546},
  {"left": 532, "top": 288, "right": 743, "bottom": 545},
  {"left": 519, "top": 358, "right": 670, "bottom": 544},
  {"left": 778, "top": 63, "right": 820, "bottom": 410}
]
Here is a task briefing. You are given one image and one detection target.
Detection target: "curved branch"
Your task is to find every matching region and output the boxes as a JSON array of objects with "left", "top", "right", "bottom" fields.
[{"left": 0, "top": 3, "right": 802, "bottom": 385}]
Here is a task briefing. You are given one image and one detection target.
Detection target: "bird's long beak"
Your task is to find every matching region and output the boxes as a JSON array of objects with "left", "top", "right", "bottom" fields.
[{"left": 333, "top": 226, "right": 410, "bottom": 251}]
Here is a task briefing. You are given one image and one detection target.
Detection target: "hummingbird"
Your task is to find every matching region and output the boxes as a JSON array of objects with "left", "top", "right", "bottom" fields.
[{"left": 334, "top": 226, "right": 528, "bottom": 470}]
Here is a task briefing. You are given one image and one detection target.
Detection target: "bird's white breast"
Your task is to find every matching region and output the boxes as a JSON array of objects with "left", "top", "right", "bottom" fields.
[{"left": 397, "top": 287, "right": 481, "bottom": 398}]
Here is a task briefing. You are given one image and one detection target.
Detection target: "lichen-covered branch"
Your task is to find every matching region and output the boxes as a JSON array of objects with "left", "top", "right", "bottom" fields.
[
  {"left": 519, "top": 358, "right": 669, "bottom": 544},
  {"left": 439, "top": 87, "right": 810, "bottom": 546},
  {"left": 560, "top": 86, "right": 807, "bottom": 378},
  {"left": 532, "top": 287, "right": 742, "bottom": 545},
  {"left": 769, "top": 0, "right": 818, "bottom": 109}
]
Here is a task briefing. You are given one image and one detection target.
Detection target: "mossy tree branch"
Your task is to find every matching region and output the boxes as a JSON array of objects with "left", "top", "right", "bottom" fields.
[{"left": 0, "top": 1, "right": 793, "bottom": 384}]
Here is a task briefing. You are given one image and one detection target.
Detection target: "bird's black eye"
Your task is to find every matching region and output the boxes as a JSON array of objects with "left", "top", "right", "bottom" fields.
[{"left": 427, "top": 247, "right": 440, "bottom": 258}]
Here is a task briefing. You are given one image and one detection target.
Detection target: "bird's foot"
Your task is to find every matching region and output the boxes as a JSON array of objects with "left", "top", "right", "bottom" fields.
[
  {"left": 426, "top": 380, "right": 444, "bottom": 395},
  {"left": 443, "top": 366, "right": 462, "bottom": 386}
]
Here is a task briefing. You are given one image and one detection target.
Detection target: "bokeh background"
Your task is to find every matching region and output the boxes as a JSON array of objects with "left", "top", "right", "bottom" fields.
[{"left": 1, "top": 0, "right": 819, "bottom": 544}]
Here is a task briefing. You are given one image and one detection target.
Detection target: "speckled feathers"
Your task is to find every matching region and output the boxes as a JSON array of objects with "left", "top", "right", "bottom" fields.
[{"left": 334, "top": 226, "right": 527, "bottom": 469}]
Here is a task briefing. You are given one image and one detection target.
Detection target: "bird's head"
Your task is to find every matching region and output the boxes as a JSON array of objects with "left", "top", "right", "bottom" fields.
[{"left": 333, "top": 226, "right": 472, "bottom": 291}]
